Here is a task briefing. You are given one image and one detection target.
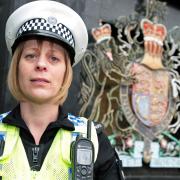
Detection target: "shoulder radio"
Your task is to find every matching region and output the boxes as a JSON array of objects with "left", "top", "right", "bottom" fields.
[{"left": 71, "top": 120, "right": 94, "bottom": 180}]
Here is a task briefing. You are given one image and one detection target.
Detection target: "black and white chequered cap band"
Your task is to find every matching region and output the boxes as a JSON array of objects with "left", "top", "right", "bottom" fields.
[{"left": 17, "top": 18, "right": 75, "bottom": 48}]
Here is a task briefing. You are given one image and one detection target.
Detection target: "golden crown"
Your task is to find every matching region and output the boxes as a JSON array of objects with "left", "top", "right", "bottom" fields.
[
  {"left": 91, "top": 23, "right": 111, "bottom": 43},
  {"left": 141, "top": 19, "right": 167, "bottom": 46}
]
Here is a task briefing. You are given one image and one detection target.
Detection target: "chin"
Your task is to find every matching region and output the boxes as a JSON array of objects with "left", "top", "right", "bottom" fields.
[{"left": 24, "top": 93, "right": 56, "bottom": 104}]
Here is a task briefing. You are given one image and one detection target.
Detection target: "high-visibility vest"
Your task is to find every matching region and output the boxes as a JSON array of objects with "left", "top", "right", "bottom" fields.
[{"left": 0, "top": 113, "right": 98, "bottom": 180}]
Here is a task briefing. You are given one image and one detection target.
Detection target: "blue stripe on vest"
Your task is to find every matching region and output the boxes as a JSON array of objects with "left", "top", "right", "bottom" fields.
[
  {"left": 0, "top": 112, "right": 10, "bottom": 123},
  {"left": 68, "top": 113, "right": 86, "bottom": 126}
]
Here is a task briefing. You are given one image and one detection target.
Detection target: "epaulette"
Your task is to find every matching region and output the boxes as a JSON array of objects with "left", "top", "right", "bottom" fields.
[{"left": 68, "top": 113, "right": 87, "bottom": 127}]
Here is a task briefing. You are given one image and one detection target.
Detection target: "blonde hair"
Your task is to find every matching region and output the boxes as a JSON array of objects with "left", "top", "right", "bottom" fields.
[{"left": 7, "top": 40, "right": 73, "bottom": 105}]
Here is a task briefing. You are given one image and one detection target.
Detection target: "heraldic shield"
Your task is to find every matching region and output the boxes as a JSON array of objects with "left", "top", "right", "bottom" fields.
[
  {"left": 131, "top": 64, "right": 170, "bottom": 127},
  {"left": 121, "top": 64, "right": 175, "bottom": 138}
]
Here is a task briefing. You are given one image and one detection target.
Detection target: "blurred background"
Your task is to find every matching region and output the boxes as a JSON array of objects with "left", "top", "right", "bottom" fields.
[{"left": 0, "top": 1, "right": 180, "bottom": 179}]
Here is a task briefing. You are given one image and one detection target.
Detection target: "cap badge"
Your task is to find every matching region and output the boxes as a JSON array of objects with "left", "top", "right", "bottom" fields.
[{"left": 48, "top": 16, "right": 57, "bottom": 25}]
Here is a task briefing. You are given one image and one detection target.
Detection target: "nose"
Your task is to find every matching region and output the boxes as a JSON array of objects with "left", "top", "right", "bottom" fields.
[{"left": 35, "top": 55, "right": 47, "bottom": 71}]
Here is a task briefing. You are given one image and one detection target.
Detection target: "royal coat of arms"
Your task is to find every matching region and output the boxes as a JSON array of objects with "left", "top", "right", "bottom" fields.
[{"left": 79, "top": 0, "right": 180, "bottom": 167}]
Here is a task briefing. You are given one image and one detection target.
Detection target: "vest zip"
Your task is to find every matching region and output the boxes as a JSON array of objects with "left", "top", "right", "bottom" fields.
[
  {"left": 32, "top": 147, "right": 40, "bottom": 163},
  {"left": 31, "top": 146, "right": 41, "bottom": 171}
]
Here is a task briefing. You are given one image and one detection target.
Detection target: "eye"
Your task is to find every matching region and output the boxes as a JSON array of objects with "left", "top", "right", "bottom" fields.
[
  {"left": 50, "top": 56, "right": 60, "bottom": 62},
  {"left": 24, "top": 53, "right": 37, "bottom": 60}
]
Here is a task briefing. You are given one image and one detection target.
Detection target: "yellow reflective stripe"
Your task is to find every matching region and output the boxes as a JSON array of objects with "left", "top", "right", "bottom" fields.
[{"left": 60, "top": 130, "right": 72, "bottom": 165}]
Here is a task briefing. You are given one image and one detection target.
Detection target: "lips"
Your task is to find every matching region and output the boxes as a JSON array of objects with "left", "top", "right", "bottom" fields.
[{"left": 30, "top": 78, "right": 50, "bottom": 83}]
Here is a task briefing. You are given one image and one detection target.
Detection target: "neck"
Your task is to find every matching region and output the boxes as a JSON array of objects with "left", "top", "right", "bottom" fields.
[{"left": 20, "top": 102, "right": 59, "bottom": 145}]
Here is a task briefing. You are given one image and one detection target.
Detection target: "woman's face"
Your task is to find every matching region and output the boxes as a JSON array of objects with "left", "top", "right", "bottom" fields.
[{"left": 18, "top": 39, "right": 67, "bottom": 104}]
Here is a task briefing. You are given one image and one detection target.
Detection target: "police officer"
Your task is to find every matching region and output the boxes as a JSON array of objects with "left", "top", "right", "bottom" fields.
[{"left": 0, "top": 1, "right": 124, "bottom": 179}]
